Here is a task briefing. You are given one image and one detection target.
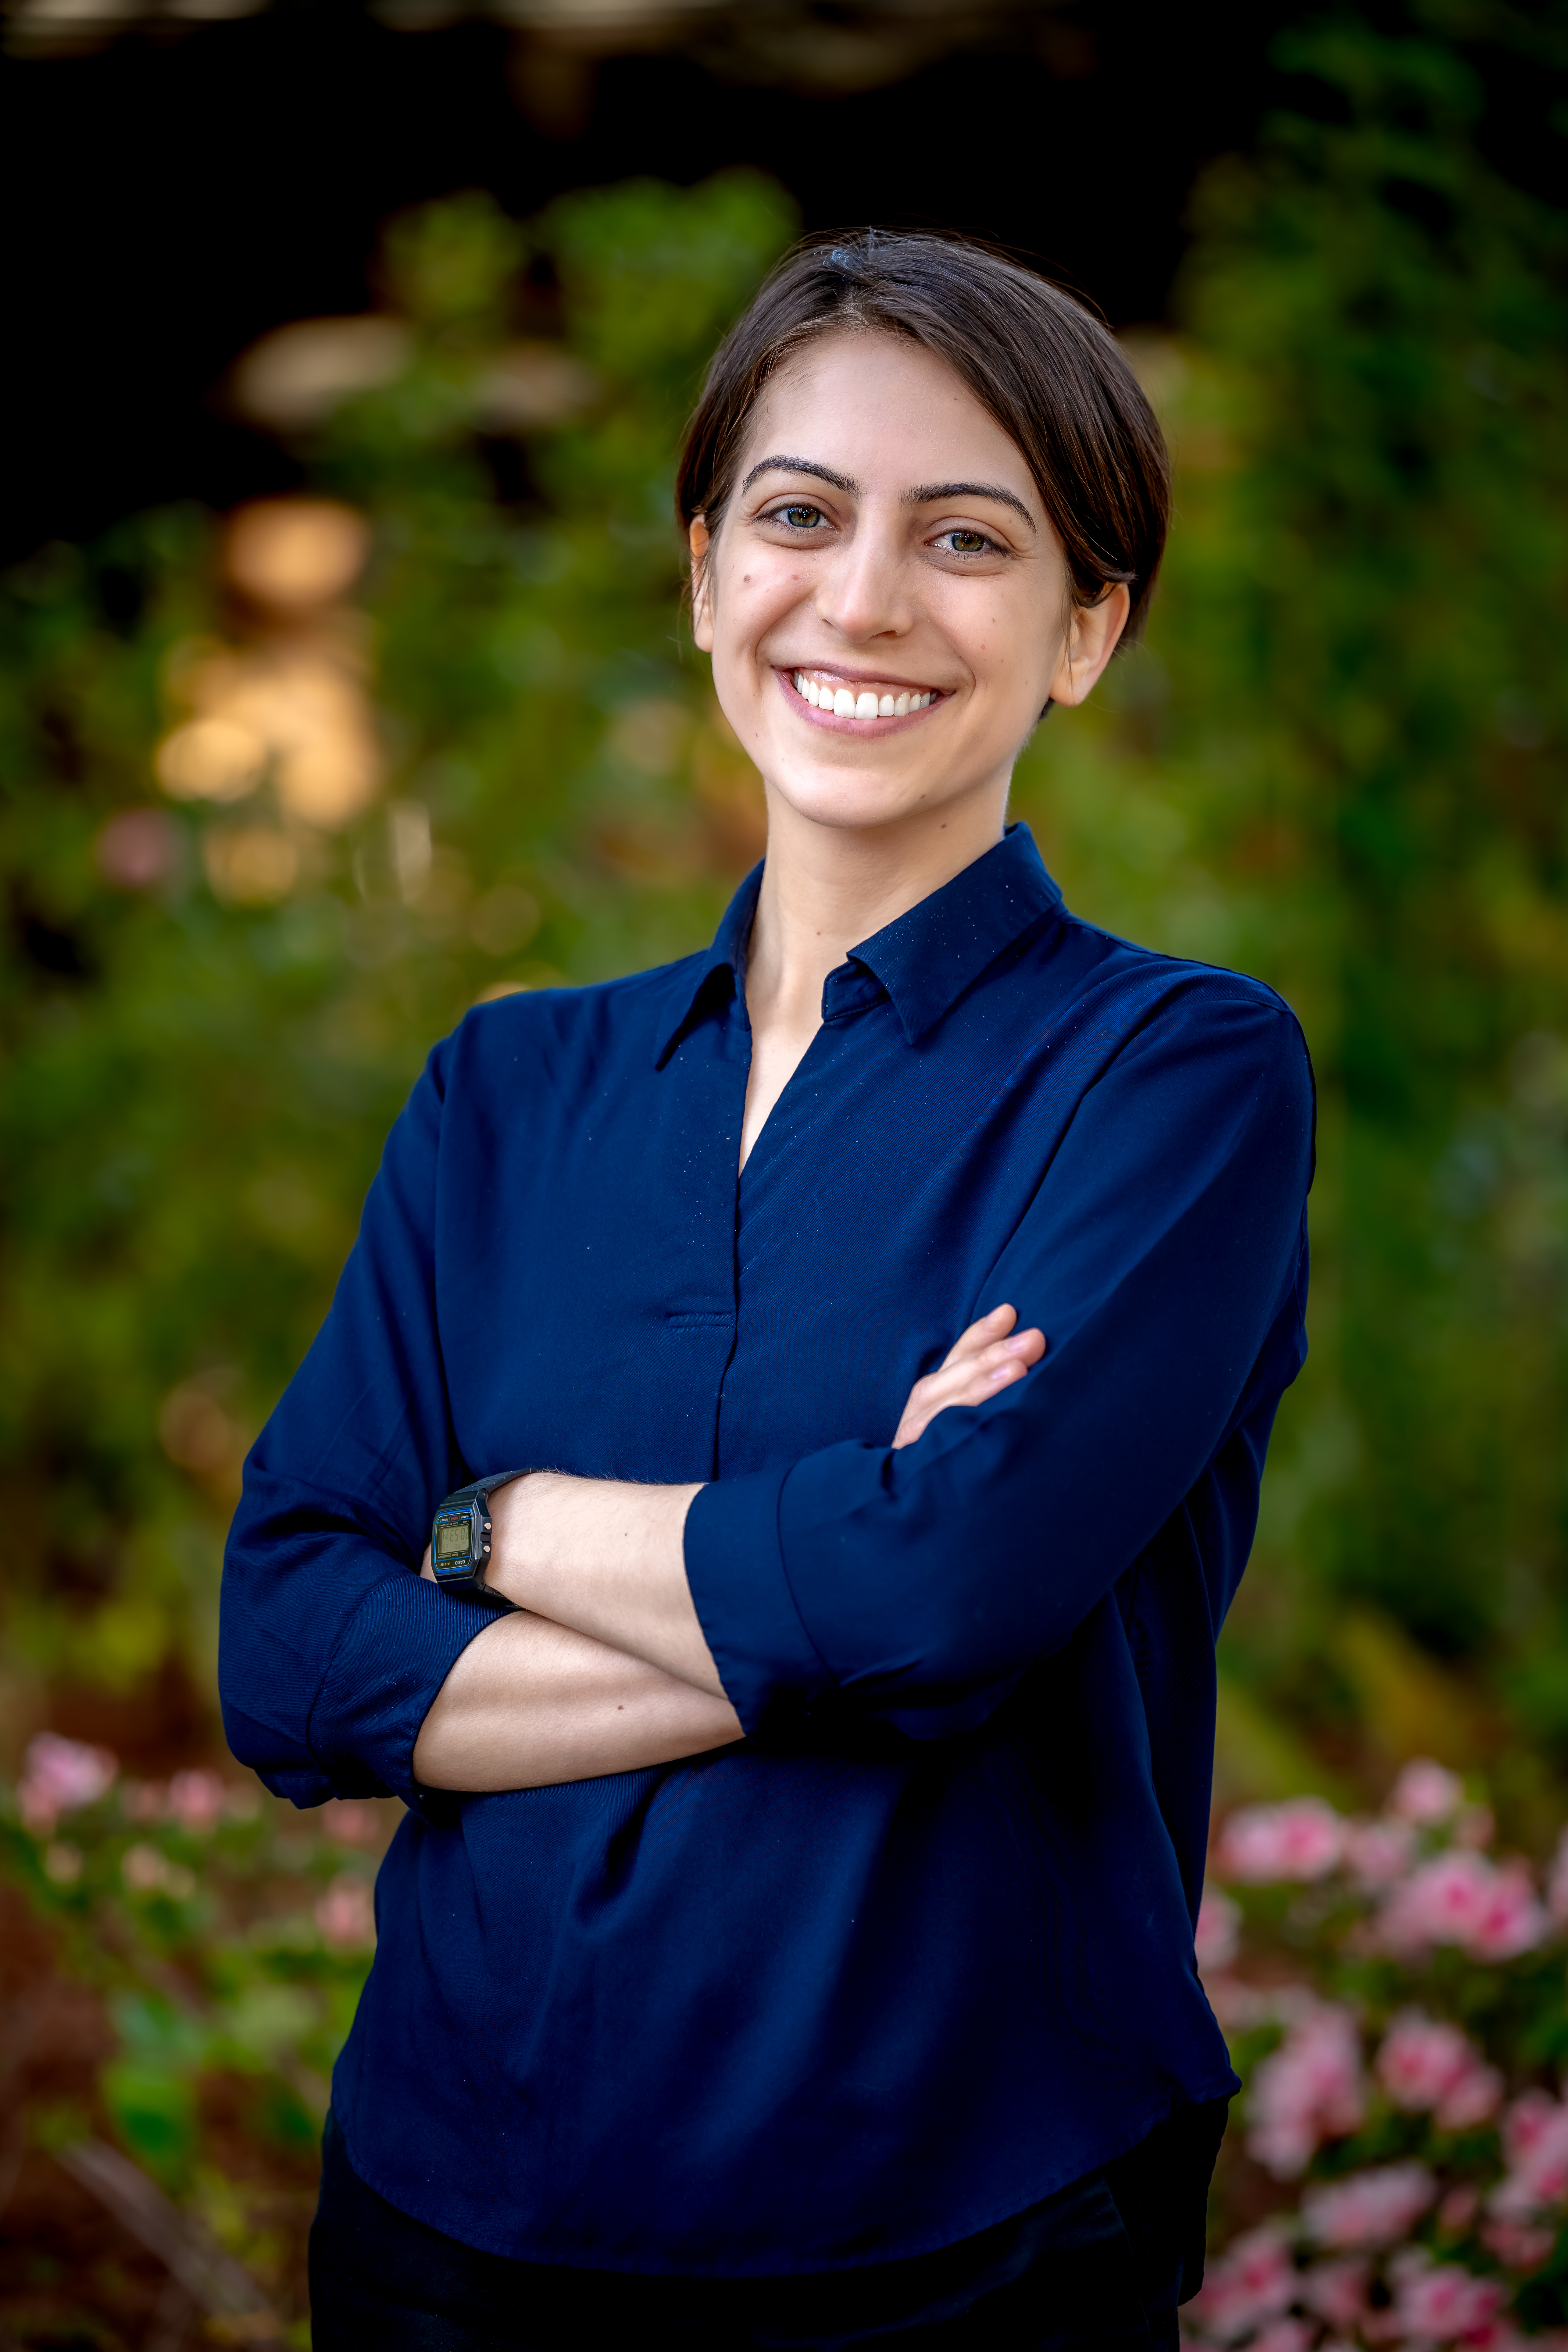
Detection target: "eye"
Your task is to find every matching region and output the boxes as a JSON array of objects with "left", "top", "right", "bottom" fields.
[
  {"left": 770, "top": 503, "right": 829, "bottom": 531},
  {"left": 934, "top": 528, "right": 999, "bottom": 556}
]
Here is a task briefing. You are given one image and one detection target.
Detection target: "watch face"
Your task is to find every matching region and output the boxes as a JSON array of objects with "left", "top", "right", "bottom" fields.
[{"left": 434, "top": 1513, "right": 472, "bottom": 1566}]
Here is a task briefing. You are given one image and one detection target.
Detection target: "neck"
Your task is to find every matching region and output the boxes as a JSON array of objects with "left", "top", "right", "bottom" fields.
[{"left": 745, "top": 780, "right": 1009, "bottom": 1032}]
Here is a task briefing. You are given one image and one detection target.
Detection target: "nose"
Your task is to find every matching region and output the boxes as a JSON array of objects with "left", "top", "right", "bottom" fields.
[{"left": 815, "top": 508, "right": 913, "bottom": 647}]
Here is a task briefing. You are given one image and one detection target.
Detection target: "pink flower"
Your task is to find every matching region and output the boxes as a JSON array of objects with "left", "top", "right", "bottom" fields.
[
  {"left": 1344, "top": 1816, "right": 1417, "bottom": 1890},
  {"left": 1390, "top": 1758, "right": 1465, "bottom": 1826},
  {"left": 322, "top": 1798, "right": 382, "bottom": 1847},
  {"left": 1377, "top": 2010, "right": 1474, "bottom": 2108},
  {"left": 94, "top": 807, "right": 181, "bottom": 890},
  {"left": 1185, "top": 2223, "right": 1295, "bottom": 2340},
  {"left": 1480, "top": 2218, "right": 1556, "bottom": 2270},
  {"left": 1377, "top": 1851, "right": 1546, "bottom": 1962},
  {"left": 1374, "top": 2009, "right": 1502, "bottom": 2128},
  {"left": 18, "top": 1733, "right": 117, "bottom": 1834},
  {"left": 1248, "top": 2323, "right": 1312, "bottom": 2352},
  {"left": 1300, "top": 2162, "right": 1437, "bottom": 2250},
  {"left": 1217, "top": 1797, "right": 1345, "bottom": 1885},
  {"left": 1298, "top": 2257, "right": 1371, "bottom": 2326},
  {"left": 165, "top": 1769, "right": 225, "bottom": 1831},
  {"left": 316, "top": 1874, "right": 376, "bottom": 1949},
  {"left": 1387, "top": 2246, "right": 1505, "bottom": 2335},
  {"left": 1247, "top": 2004, "right": 1366, "bottom": 2178},
  {"left": 1195, "top": 1888, "right": 1241, "bottom": 1974},
  {"left": 1438, "top": 2059, "right": 1505, "bottom": 2131},
  {"left": 1503, "top": 2087, "right": 1563, "bottom": 2163},
  {"left": 1491, "top": 2090, "right": 1568, "bottom": 2219},
  {"left": 121, "top": 1842, "right": 195, "bottom": 1899}
]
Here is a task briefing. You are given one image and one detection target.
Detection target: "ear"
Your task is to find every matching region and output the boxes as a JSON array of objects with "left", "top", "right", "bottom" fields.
[
  {"left": 1047, "top": 583, "right": 1131, "bottom": 708},
  {"left": 688, "top": 517, "right": 714, "bottom": 653}
]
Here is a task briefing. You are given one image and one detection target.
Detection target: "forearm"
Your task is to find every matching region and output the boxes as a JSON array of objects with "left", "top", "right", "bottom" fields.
[
  {"left": 470, "top": 1312, "right": 1047, "bottom": 1707},
  {"left": 485, "top": 1472, "right": 723, "bottom": 1696},
  {"left": 412, "top": 1607, "right": 741, "bottom": 1790}
]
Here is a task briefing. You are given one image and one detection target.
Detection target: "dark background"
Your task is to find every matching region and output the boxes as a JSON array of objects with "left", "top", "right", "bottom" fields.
[{"left": 5, "top": 0, "right": 1555, "bottom": 568}]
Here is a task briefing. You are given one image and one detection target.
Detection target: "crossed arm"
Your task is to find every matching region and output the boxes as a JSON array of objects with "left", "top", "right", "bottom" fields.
[{"left": 411, "top": 1306, "right": 1044, "bottom": 1791}]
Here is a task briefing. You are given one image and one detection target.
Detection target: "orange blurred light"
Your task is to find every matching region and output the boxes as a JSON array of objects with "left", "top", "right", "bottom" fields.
[
  {"left": 155, "top": 712, "right": 268, "bottom": 803},
  {"left": 229, "top": 316, "right": 412, "bottom": 432},
  {"left": 224, "top": 498, "right": 371, "bottom": 615},
  {"left": 202, "top": 826, "right": 301, "bottom": 906}
]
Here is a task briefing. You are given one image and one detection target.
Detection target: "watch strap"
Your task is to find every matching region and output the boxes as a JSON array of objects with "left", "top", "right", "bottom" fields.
[{"left": 440, "top": 1469, "right": 532, "bottom": 1510}]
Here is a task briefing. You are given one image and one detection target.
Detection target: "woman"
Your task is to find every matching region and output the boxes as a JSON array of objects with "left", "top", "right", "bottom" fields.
[{"left": 221, "top": 231, "right": 1313, "bottom": 2347}]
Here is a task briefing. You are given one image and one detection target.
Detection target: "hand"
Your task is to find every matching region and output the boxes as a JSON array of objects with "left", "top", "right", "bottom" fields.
[{"left": 892, "top": 1304, "right": 1046, "bottom": 1450}]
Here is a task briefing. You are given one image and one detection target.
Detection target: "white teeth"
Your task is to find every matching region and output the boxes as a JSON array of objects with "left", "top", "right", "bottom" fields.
[{"left": 793, "top": 672, "right": 938, "bottom": 716}]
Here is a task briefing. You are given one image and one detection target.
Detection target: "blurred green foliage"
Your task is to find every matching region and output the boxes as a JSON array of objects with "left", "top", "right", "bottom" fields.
[
  {"left": 0, "top": 166, "right": 791, "bottom": 1712},
  {"left": 0, "top": 3, "right": 1566, "bottom": 1826},
  {"left": 1012, "top": 5, "right": 1568, "bottom": 1803},
  {"left": 4, "top": 1754, "right": 386, "bottom": 2338}
]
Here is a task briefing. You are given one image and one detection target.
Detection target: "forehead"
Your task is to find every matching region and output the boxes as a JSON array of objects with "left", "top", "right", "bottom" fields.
[{"left": 741, "top": 330, "right": 1041, "bottom": 513}]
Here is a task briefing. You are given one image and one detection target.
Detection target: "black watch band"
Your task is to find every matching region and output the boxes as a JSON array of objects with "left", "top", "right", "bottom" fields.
[{"left": 430, "top": 1470, "right": 531, "bottom": 1595}]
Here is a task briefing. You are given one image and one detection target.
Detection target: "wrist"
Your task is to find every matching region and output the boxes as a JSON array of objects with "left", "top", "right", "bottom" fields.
[{"left": 484, "top": 1469, "right": 550, "bottom": 1607}]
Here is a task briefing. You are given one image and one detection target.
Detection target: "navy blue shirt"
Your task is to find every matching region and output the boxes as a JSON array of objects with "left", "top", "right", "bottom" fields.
[{"left": 220, "top": 824, "right": 1313, "bottom": 2276}]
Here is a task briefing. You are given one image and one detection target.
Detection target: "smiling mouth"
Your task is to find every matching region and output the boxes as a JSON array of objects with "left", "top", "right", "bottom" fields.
[{"left": 788, "top": 668, "right": 941, "bottom": 719}]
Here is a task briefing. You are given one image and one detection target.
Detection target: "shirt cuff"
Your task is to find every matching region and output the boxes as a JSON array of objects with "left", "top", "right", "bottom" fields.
[
  {"left": 306, "top": 1569, "right": 509, "bottom": 1802},
  {"left": 683, "top": 1467, "right": 832, "bottom": 1736}
]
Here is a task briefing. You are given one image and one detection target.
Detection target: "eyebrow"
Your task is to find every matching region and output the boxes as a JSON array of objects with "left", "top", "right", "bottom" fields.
[
  {"left": 740, "top": 457, "right": 859, "bottom": 496},
  {"left": 739, "top": 457, "right": 1035, "bottom": 531},
  {"left": 903, "top": 480, "right": 1036, "bottom": 529}
]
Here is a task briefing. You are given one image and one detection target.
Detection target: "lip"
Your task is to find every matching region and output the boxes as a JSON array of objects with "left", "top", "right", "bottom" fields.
[{"left": 773, "top": 666, "right": 948, "bottom": 734}]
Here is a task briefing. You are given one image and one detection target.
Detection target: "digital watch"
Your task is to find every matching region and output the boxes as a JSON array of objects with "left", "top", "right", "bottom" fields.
[{"left": 430, "top": 1471, "right": 530, "bottom": 1594}]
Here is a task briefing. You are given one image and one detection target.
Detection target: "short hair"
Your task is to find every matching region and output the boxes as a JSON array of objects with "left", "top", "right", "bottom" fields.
[{"left": 676, "top": 229, "right": 1170, "bottom": 642}]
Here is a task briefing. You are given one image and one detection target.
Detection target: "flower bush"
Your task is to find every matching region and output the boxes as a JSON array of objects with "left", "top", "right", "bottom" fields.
[
  {"left": 2, "top": 1732, "right": 391, "bottom": 2344},
  {"left": 1189, "top": 1763, "right": 1568, "bottom": 2347}
]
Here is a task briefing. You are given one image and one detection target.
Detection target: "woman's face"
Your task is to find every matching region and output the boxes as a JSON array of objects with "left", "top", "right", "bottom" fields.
[{"left": 691, "top": 330, "right": 1128, "bottom": 844}]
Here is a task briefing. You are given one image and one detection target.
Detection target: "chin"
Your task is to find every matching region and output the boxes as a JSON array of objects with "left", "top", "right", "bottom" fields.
[{"left": 769, "top": 768, "right": 951, "bottom": 836}]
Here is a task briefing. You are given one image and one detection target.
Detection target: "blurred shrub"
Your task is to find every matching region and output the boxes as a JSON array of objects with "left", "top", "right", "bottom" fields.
[
  {"left": 5, "top": 1732, "right": 387, "bottom": 2340},
  {"left": 0, "top": 167, "right": 793, "bottom": 1717},
  {"left": 1191, "top": 1762, "right": 1568, "bottom": 2344},
  {"left": 1011, "top": 4, "right": 1568, "bottom": 1792}
]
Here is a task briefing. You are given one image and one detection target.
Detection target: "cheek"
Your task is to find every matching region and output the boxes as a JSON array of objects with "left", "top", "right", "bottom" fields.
[{"left": 713, "top": 564, "right": 807, "bottom": 662}]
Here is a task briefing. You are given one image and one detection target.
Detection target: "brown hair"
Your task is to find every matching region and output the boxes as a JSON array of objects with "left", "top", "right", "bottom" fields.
[{"left": 676, "top": 229, "right": 1169, "bottom": 642}]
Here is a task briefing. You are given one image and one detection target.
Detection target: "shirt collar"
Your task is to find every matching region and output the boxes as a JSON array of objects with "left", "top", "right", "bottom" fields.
[{"left": 653, "top": 823, "right": 1062, "bottom": 1067}]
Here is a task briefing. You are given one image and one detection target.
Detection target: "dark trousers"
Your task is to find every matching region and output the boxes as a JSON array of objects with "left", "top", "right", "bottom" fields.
[{"left": 309, "top": 2101, "right": 1227, "bottom": 2350}]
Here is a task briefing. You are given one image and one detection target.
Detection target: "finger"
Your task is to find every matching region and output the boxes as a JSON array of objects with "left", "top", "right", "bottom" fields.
[
  {"left": 893, "top": 1329, "right": 1046, "bottom": 1448},
  {"left": 937, "top": 1303, "right": 1017, "bottom": 1372},
  {"left": 930, "top": 1330, "right": 1046, "bottom": 1405}
]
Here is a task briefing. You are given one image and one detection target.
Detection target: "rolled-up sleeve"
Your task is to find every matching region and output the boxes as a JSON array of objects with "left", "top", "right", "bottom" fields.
[
  {"left": 685, "top": 992, "right": 1314, "bottom": 1738},
  {"left": 218, "top": 1039, "right": 496, "bottom": 1807}
]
